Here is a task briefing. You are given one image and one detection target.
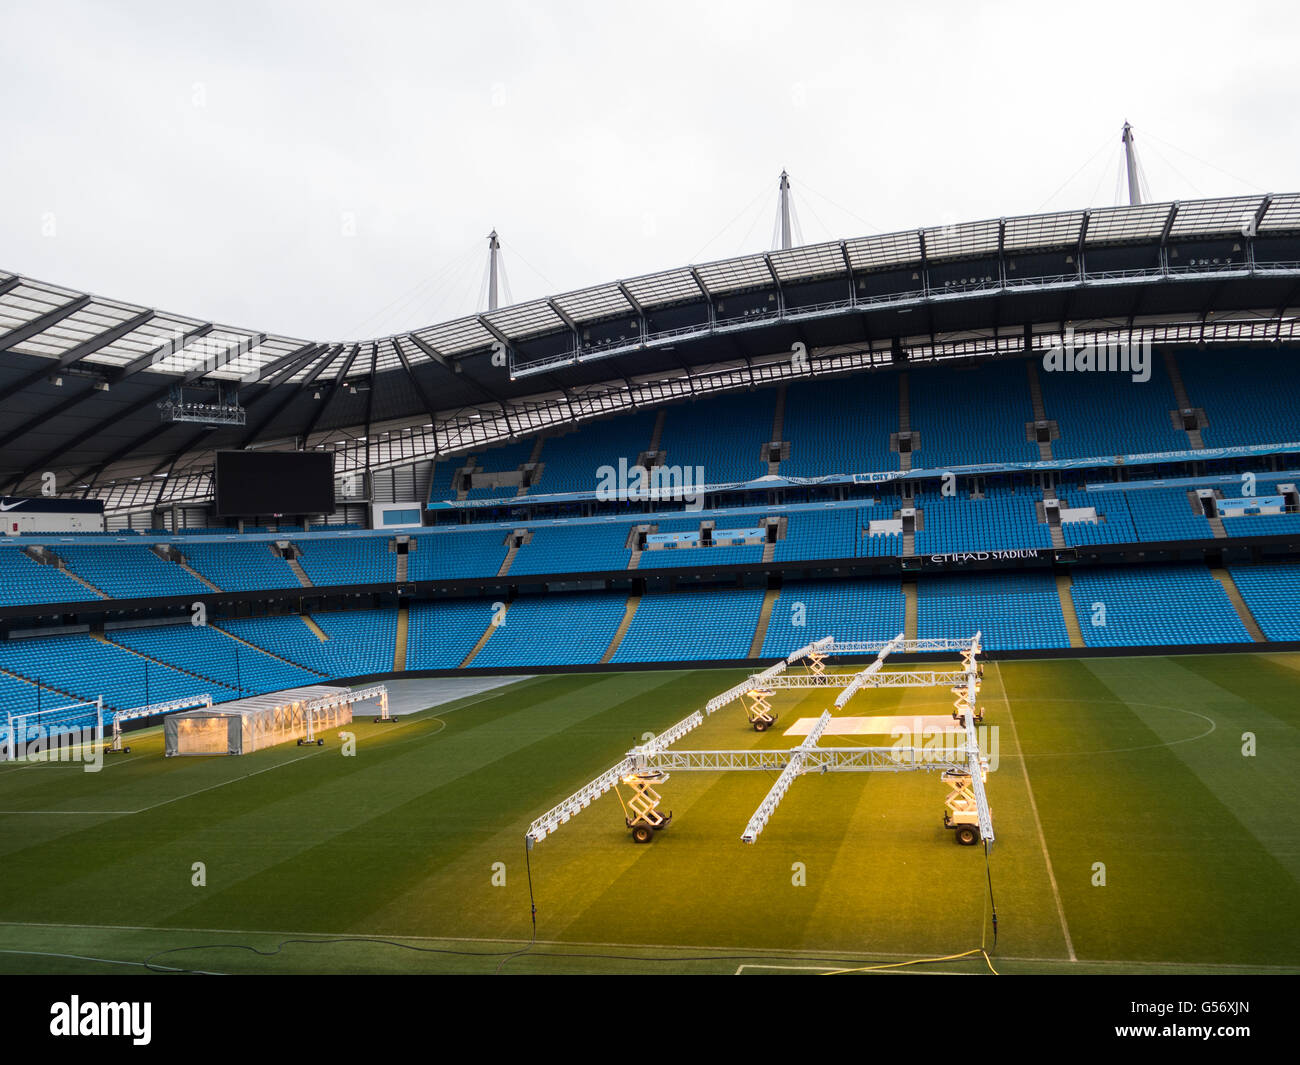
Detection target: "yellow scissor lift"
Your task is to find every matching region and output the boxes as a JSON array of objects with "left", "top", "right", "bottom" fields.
[
  {"left": 942, "top": 759, "right": 990, "bottom": 845},
  {"left": 616, "top": 770, "right": 673, "bottom": 843},
  {"left": 950, "top": 646, "right": 985, "bottom": 726},
  {"left": 806, "top": 647, "right": 828, "bottom": 679},
  {"left": 743, "top": 687, "right": 777, "bottom": 731}
]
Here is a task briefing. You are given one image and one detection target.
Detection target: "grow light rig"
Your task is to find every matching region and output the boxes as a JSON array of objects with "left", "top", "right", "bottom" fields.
[{"left": 526, "top": 632, "right": 993, "bottom": 849}]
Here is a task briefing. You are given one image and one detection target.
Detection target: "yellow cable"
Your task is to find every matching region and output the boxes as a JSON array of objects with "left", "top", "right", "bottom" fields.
[{"left": 821, "top": 948, "right": 999, "bottom": 976}]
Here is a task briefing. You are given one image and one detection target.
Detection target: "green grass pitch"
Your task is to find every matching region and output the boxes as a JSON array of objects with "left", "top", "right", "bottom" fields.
[{"left": 1, "top": 652, "right": 1298, "bottom": 975}]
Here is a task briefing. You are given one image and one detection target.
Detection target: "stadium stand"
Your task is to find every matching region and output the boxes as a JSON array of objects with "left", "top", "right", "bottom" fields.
[
  {"left": 658, "top": 391, "right": 772, "bottom": 484},
  {"left": 913, "top": 487, "right": 1052, "bottom": 554},
  {"left": 109, "top": 624, "right": 322, "bottom": 694},
  {"left": 1229, "top": 562, "right": 1300, "bottom": 640},
  {"left": 1179, "top": 348, "right": 1300, "bottom": 449},
  {"left": 472, "top": 593, "right": 628, "bottom": 666},
  {"left": 772, "top": 508, "right": 858, "bottom": 563},
  {"left": 294, "top": 537, "right": 395, "bottom": 585},
  {"left": 908, "top": 359, "right": 1039, "bottom": 468},
  {"left": 781, "top": 374, "right": 897, "bottom": 476},
  {"left": 0, "top": 548, "right": 97, "bottom": 605},
  {"left": 408, "top": 529, "right": 510, "bottom": 580},
  {"left": 1223, "top": 512, "right": 1300, "bottom": 537},
  {"left": 0, "top": 633, "right": 233, "bottom": 711},
  {"left": 530, "top": 411, "right": 657, "bottom": 495},
  {"left": 611, "top": 587, "right": 765, "bottom": 663},
  {"left": 180, "top": 541, "right": 298, "bottom": 591},
  {"left": 56, "top": 545, "right": 211, "bottom": 598},
  {"left": 307, "top": 610, "right": 398, "bottom": 676},
  {"left": 1058, "top": 488, "right": 1140, "bottom": 546},
  {"left": 760, "top": 578, "right": 906, "bottom": 657},
  {"left": 1068, "top": 565, "right": 1251, "bottom": 646},
  {"left": 406, "top": 599, "right": 499, "bottom": 670},
  {"left": 1039, "top": 359, "right": 1186, "bottom": 458},
  {"left": 1124, "top": 488, "right": 1214, "bottom": 542},
  {"left": 508, "top": 522, "right": 632, "bottom": 575},
  {"left": 916, "top": 571, "right": 1071, "bottom": 650}
]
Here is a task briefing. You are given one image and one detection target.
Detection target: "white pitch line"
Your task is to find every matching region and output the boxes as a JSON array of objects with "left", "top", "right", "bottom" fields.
[
  {"left": 0, "top": 810, "right": 134, "bottom": 815},
  {"left": 0, "top": 749, "right": 320, "bottom": 818},
  {"left": 131, "top": 750, "right": 321, "bottom": 813},
  {"left": 1, "top": 918, "right": 1295, "bottom": 972},
  {"left": 994, "top": 661, "right": 1076, "bottom": 963}
]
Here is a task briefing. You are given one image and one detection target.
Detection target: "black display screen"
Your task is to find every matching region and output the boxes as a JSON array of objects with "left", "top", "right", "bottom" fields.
[{"left": 213, "top": 451, "right": 335, "bottom": 517}]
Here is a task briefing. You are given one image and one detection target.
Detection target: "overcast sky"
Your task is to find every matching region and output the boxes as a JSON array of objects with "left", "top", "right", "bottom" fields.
[{"left": 2, "top": 0, "right": 1297, "bottom": 343}]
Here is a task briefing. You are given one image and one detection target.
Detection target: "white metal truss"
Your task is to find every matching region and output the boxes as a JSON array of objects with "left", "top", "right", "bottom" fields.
[
  {"left": 294, "top": 683, "right": 390, "bottom": 741},
  {"left": 821, "top": 637, "right": 975, "bottom": 655},
  {"left": 742, "top": 710, "right": 832, "bottom": 842},
  {"left": 640, "top": 745, "right": 970, "bottom": 774},
  {"left": 110, "top": 693, "right": 212, "bottom": 752},
  {"left": 528, "top": 758, "right": 636, "bottom": 842},
  {"left": 526, "top": 630, "right": 994, "bottom": 848},
  {"left": 758, "top": 670, "right": 970, "bottom": 690}
]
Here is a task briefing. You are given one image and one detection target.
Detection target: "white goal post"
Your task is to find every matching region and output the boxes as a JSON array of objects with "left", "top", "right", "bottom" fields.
[{"left": 4, "top": 697, "right": 103, "bottom": 762}]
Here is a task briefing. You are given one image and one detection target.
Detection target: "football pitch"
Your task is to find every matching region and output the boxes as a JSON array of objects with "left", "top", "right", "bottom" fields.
[{"left": 1, "top": 653, "right": 1298, "bottom": 976}]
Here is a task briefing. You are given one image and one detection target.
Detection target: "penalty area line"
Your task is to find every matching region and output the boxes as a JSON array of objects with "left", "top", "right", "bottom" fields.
[{"left": 0, "top": 749, "right": 321, "bottom": 818}]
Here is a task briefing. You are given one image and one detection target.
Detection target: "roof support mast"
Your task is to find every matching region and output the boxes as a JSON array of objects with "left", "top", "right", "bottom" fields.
[
  {"left": 487, "top": 229, "right": 501, "bottom": 312},
  {"left": 1122, "top": 121, "right": 1143, "bottom": 206},
  {"left": 778, "top": 170, "right": 793, "bottom": 250}
]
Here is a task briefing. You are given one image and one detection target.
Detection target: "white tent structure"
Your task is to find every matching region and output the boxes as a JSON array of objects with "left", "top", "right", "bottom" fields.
[{"left": 163, "top": 685, "right": 378, "bottom": 756}]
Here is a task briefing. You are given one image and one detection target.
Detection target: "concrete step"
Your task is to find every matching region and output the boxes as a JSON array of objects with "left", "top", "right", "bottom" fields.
[
  {"left": 286, "top": 555, "right": 313, "bottom": 587},
  {"left": 748, "top": 586, "right": 780, "bottom": 658},
  {"left": 460, "top": 604, "right": 507, "bottom": 667},
  {"left": 902, "top": 580, "right": 918, "bottom": 642},
  {"left": 177, "top": 558, "right": 222, "bottom": 593},
  {"left": 395, "top": 551, "right": 409, "bottom": 582},
  {"left": 898, "top": 372, "right": 911, "bottom": 432},
  {"left": 27, "top": 547, "right": 109, "bottom": 599},
  {"left": 648, "top": 409, "right": 667, "bottom": 452},
  {"left": 1049, "top": 524, "right": 1065, "bottom": 549},
  {"left": 393, "top": 602, "right": 409, "bottom": 671},
  {"left": 1210, "top": 566, "right": 1266, "bottom": 642},
  {"left": 1055, "top": 574, "right": 1086, "bottom": 648},
  {"left": 628, "top": 547, "right": 642, "bottom": 570},
  {"left": 1026, "top": 358, "right": 1047, "bottom": 421},
  {"left": 1163, "top": 350, "right": 1193, "bottom": 409},
  {"left": 498, "top": 541, "right": 519, "bottom": 577},
  {"left": 601, "top": 594, "right": 641, "bottom": 664},
  {"left": 1208, "top": 515, "right": 1227, "bottom": 539},
  {"left": 761, "top": 540, "right": 776, "bottom": 563},
  {"left": 902, "top": 530, "right": 915, "bottom": 557},
  {"left": 771, "top": 383, "right": 787, "bottom": 441},
  {"left": 300, "top": 615, "right": 329, "bottom": 642},
  {"left": 1163, "top": 351, "right": 1206, "bottom": 450}
]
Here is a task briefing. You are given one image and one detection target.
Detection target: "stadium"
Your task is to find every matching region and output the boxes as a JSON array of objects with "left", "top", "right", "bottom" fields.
[{"left": 1, "top": 10, "right": 1298, "bottom": 996}]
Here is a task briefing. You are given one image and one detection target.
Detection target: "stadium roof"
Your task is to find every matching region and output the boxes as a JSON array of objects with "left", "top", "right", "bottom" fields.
[{"left": 2, "top": 192, "right": 1299, "bottom": 508}]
